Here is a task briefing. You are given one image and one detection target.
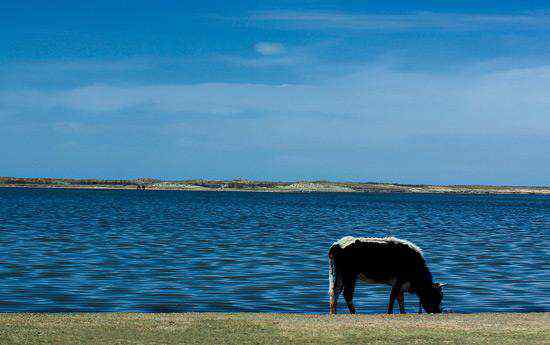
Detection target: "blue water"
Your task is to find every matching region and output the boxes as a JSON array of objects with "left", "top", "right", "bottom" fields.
[{"left": 0, "top": 188, "right": 548, "bottom": 313}]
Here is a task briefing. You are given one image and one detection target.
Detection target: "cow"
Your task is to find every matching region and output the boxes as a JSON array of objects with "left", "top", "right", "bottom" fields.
[{"left": 328, "top": 236, "right": 445, "bottom": 315}]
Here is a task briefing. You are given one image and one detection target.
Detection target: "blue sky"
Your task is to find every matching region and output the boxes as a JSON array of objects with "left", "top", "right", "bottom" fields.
[{"left": 1, "top": 1, "right": 550, "bottom": 185}]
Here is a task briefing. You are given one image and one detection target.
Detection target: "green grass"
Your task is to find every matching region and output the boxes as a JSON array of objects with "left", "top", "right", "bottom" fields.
[{"left": 0, "top": 313, "right": 548, "bottom": 344}]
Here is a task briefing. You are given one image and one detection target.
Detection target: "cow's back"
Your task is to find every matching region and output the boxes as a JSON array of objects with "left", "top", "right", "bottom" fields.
[{"left": 330, "top": 236, "right": 428, "bottom": 285}]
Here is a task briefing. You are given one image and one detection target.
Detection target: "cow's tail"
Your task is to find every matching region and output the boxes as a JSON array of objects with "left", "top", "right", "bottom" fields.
[
  {"left": 328, "top": 244, "right": 342, "bottom": 314},
  {"left": 328, "top": 244, "right": 339, "bottom": 289}
]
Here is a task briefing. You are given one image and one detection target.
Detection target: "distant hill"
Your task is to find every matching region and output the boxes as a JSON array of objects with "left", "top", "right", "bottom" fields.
[{"left": 1, "top": 177, "right": 548, "bottom": 194}]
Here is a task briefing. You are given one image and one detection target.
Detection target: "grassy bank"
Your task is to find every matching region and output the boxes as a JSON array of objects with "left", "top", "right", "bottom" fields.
[{"left": 0, "top": 313, "right": 548, "bottom": 344}]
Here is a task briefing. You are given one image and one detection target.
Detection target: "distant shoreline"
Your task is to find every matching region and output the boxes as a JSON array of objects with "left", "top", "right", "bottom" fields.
[{"left": 1, "top": 177, "right": 549, "bottom": 195}]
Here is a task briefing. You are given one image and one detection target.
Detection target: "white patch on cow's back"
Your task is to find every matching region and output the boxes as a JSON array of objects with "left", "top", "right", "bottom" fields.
[
  {"left": 386, "top": 237, "right": 423, "bottom": 257},
  {"left": 332, "top": 235, "right": 423, "bottom": 257},
  {"left": 333, "top": 236, "right": 357, "bottom": 249}
]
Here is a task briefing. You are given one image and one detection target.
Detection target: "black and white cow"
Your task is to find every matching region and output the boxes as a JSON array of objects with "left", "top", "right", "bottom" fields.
[{"left": 328, "top": 236, "right": 445, "bottom": 315}]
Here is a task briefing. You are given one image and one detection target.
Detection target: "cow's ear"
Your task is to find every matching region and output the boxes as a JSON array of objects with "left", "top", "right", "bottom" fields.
[{"left": 434, "top": 282, "right": 447, "bottom": 288}]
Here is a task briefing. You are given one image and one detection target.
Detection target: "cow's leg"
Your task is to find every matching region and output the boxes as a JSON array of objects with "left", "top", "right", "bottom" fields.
[
  {"left": 329, "top": 279, "right": 343, "bottom": 315},
  {"left": 387, "top": 284, "right": 401, "bottom": 314},
  {"left": 343, "top": 274, "right": 357, "bottom": 314},
  {"left": 329, "top": 268, "right": 344, "bottom": 315},
  {"left": 397, "top": 291, "right": 406, "bottom": 314}
]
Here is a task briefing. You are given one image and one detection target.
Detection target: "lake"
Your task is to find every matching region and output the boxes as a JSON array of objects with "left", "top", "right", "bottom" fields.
[{"left": 0, "top": 188, "right": 548, "bottom": 313}]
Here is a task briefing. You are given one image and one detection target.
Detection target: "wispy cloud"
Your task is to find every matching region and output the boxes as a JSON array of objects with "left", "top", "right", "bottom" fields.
[
  {"left": 254, "top": 42, "right": 285, "bottom": 55},
  {"left": 3, "top": 63, "right": 549, "bottom": 184},
  {"left": 220, "top": 54, "right": 307, "bottom": 68},
  {"left": 51, "top": 121, "right": 109, "bottom": 134},
  {"left": 3, "top": 65, "right": 550, "bottom": 137},
  {"left": 248, "top": 10, "right": 550, "bottom": 31},
  {"left": 220, "top": 41, "right": 314, "bottom": 68},
  {"left": 2, "top": 59, "right": 157, "bottom": 74}
]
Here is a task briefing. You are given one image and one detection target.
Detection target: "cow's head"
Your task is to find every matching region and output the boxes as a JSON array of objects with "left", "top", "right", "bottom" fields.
[{"left": 420, "top": 282, "right": 445, "bottom": 313}]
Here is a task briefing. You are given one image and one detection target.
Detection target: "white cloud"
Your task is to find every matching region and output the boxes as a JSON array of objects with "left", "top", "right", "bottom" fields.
[
  {"left": 248, "top": 11, "right": 550, "bottom": 31},
  {"left": 221, "top": 41, "right": 318, "bottom": 67},
  {"left": 2, "top": 62, "right": 549, "bottom": 184},
  {"left": 254, "top": 42, "right": 285, "bottom": 55},
  {"left": 3, "top": 59, "right": 156, "bottom": 75},
  {"left": 3, "top": 65, "right": 550, "bottom": 138},
  {"left": 220, "top": 54, "right": 306, "bottom": 68}
]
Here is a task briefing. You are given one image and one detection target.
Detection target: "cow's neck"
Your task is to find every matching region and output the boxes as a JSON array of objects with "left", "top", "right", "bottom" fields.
[{"left": 411, "top": 263, "right": 434, "bottom": 292}]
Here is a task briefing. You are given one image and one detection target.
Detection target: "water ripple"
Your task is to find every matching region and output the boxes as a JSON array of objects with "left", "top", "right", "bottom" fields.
[{"left": 0, "top": 188, "right": 548, "bottom": 313}]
